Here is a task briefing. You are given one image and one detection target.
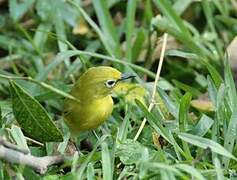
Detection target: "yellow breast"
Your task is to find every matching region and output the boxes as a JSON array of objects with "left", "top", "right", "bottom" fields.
[{"left": 64, "top": 96, "right": 113, "bottom": 136}]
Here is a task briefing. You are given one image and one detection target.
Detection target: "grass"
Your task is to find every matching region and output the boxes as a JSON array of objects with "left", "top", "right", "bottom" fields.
[{"left": 0, "top": 0, "right": 237, "bottom": 179}]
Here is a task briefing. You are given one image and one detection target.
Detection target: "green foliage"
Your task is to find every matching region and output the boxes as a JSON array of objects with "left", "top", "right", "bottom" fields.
[
  {"left": 0, "top": 0, "right": 237, "bottom": 179},
  {"left": 10, "top": 81, "right": 63, "bottom": 142}
]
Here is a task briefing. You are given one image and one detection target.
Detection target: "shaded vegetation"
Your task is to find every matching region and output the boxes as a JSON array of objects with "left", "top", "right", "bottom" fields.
[{"left": 0, "top": 0, "right": 237, "bottom": 179}]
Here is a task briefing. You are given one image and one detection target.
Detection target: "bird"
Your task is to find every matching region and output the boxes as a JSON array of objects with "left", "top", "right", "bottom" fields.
[{"left": 63, "top": 66, "right": 135, "bottom": 137}]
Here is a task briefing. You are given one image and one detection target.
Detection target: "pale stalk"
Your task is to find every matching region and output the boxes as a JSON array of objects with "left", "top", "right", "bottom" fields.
[{"left": 134, "top": 33, "right": 168, "bottom": 141}]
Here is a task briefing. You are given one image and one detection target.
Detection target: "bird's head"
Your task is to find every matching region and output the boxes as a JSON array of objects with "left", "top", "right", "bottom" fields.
[{"left": 72, "top": 66, "right": 135, "bottom": 100}]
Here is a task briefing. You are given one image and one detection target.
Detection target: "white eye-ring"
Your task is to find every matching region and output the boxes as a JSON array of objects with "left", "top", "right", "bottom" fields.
[{"left": 104, "top": 79, "right": 116, "bottom": 88}]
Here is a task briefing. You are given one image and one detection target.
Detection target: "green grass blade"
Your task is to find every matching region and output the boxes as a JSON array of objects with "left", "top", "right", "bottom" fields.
[
  {"left": 157, "top": 88, "right": 178, "bottom": 118},
  {"left": 178, "top": 92, "right": 192, "bottom": 158},
  {"left": 136, "top": 99, "right": 190, "bottom": 160},
  {"left": 142, "top": 162, "right": 187, "bottom": 179},
  {"left": 207, "top": 76, "right": 218, "bottom": 107},
  {"left": 190, "top": 114, "right": 214, "bottom": 137},
  {"left": 136, "top": 99, "right": 172, "bottom": 144},
  {"left": 173, "top": 80, "right": 200, "bottom": 97},
  {"left": 41, "top": 50, "right": 156, "bottom": 79},
  {"left": 224, "top": 56, "right": 237, "bottom": 109},
  {"left": 178, "top": 132, "right": 237, "bottom": 160},
  {"left": 0, "top": 105, "right": 2, "bottom": 128},
  {"left": 202, "top": 60, "right": 223, "bottom": 88},
  {"left": 33, "top": 23, "right": 52, "bottom": 55},
  {"left": 153, "top": 0, "right": 190, "bottom": 37},
  {"left": 214, "top": 158, "right": 224, "bottom": 180},
  {"left": 86, "top": 163, "right": 95, "bottom": 180},
  {"left": 125, "top": 0, "right": 136, "bottom": 62},
  {"left": 132, "top": 29, "right": 146, "bottom": 61},
  {"left": 222, "top": 58, "right": 237, "bottom": 168},
  {"left": 117, "top": 108, "right": 130, "bottom": 142},
  {"left": 102, "top": 141, "right": 113, "bottom": 180},
  {"left": 166, "top": 50, "right": 198, "bottom": 60},
  {"left": 69, "top": 0, "right": 116, "bottom": 57},
  {"left": 173, "top": 0, "right": 192, "bottom": 15},
  {"left": 92, "top": 0, "right": 121, "bottom": 57},
  {"left": 174, "top": 164, "right": 205, "bottom": 180},
  {"left": 77, "top": 135, "right": 109, "bottom": 178}
]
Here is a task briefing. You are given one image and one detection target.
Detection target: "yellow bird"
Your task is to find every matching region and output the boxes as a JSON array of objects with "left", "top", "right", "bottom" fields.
[{"left": 63, "top": 66, "right": 134, "bottom": 136}]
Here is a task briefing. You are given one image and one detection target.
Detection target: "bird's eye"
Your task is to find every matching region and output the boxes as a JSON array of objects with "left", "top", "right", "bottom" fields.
[{"left": 105, "top": 80, "right": 116, "bottom": 88}]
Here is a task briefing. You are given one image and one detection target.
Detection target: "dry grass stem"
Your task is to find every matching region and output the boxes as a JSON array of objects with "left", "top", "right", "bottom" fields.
[{"left": 134, "top": 33, "right": 168, "bottom": 141}]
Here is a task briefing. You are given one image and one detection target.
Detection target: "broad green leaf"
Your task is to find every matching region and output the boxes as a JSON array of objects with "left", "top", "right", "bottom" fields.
[
  {"left": 9, "top": 81, "right": 63, "bottom": 142},
  {"left": 116, "top": 139, "right": 147, "bottom": 165},
  {"left": 178, "top": 133, "right": 237, "bottom": 160}
]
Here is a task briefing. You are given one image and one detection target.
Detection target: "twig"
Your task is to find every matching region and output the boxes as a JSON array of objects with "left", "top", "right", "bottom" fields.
[
  {"left": 134, "top": 33, "right": 168, "bottom": 141},
  {"left": 0, "top": 138, "right": 29, "bottom": 154},
  {"left": 0, "top": 144, "right": 64, "bottom": 174}
]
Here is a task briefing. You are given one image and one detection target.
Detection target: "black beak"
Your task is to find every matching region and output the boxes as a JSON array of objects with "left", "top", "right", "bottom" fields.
[{"left": 118, "top": 74, "right": 136, "bottom": 82}]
